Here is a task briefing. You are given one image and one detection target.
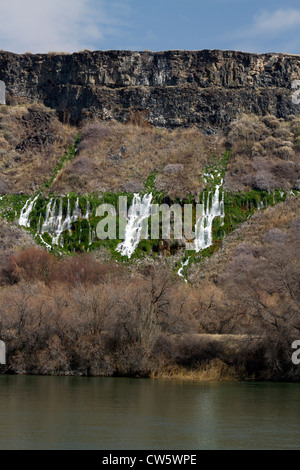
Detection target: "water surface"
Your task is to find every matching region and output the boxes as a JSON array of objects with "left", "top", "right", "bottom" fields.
[{"left": 0, "top": 376, "right": 299, "bottom": 450}]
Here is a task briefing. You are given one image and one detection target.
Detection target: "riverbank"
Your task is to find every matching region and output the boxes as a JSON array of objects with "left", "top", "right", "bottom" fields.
[{"left": 1, "top": 331, "right": 299, "bottom": 382}]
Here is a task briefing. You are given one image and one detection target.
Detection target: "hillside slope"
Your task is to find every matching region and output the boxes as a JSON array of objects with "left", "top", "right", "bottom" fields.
[{"left": 0, "top": 50, "right": 299, "bottom": 380}]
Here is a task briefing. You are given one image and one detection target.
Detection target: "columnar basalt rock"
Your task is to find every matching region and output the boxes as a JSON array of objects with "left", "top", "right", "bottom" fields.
[{"left": 0, "top": 50, "right": 300, "bottom": 129}]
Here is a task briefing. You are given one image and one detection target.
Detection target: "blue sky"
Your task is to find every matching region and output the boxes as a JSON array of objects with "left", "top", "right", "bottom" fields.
[{"left": 1, "top": 0, "right": 300, "bottom": 54}]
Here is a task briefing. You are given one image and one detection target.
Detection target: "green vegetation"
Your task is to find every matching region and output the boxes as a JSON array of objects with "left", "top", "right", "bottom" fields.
[
  {"left": 142, "top": 171, "right": 165, "bottom": 203},
  {"left": 0, "top": 142, "right": 297, "bottom": 269},
  {"left": 41, "top": 135, "right": 80, "bottom": 191},
  {"left": 0, "top": 194, "right": 28, "bottom": 221}
]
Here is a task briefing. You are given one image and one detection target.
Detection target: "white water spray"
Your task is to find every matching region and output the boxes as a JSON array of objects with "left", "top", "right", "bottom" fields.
[
  {"left": 194, "top": 183, "right": 224, "bottom": 252},
  {"left": 116, "top": 193, "right": 153, "bottom": 258},
  {"left": 52, "top": 199, "right": 63, "bottom": 245},
  {"left": 19, "top": 194, "right": 39, "bottom": 227},
  {"left": 177, "top": 257, "right": 190, "bottom": 283}
]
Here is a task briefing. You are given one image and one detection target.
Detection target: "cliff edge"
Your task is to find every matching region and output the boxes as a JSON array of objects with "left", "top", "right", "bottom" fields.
[{"left": 0, "top": 49, "right": 300, "bottom": 130}]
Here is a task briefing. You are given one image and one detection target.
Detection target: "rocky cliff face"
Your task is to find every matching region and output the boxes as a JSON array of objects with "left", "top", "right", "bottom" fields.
[{"left": 0, "top": 50, "right": 300, "bottom": 130}]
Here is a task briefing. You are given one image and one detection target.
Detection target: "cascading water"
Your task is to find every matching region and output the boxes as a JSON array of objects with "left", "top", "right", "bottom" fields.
[
  {"left": 194, "top": 183, "right": 224, "bottom": 252},
  {"left": 84, "top": 201, "right": 90, "bottom": 219},
  {"left": 177, "top": 171, "right": 225, "bottom": 279},
  {"left": 72, "top": 198, "right": 81, "bottom": 222},
  {"left": 17, "top": 166, "right": 225, "bottom": 259},
  {"left": 18, "top": 194, "right": 94, "bottom": 250},
  {"left": 41, "top": 198, "right": 54, "bottom": 234},
  {"left": 62, "top": 197, "right": 72, "bottom": 235},
  {"left": 116, "top": 193, "right": 153, "bottom": 258},
  {"left": 18, "top": 194, "right": 39, "bottom": 227},
  {"left": 52, "top": 199, "right": 63, "bottom": 245},
  {"left": 177, "top": 257, "right": 190, "bottom": 283}
]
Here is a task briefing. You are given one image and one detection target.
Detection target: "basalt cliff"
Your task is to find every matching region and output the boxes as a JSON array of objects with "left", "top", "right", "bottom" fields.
[{"left": 0, "top": 49, "right": 300, "bottom": 130}]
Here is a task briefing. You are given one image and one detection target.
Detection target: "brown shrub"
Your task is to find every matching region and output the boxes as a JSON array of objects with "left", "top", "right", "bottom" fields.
[
  {"left": 0, "top": 103, "right": 76, "bottom": 194},
  {"left": 0, "top": 175, "right": 9, "bottom": 194},
  {"left": 225, "top": 114, "right": 299, "bottom": 191},
  {"left": 53, "top": 121, "right": 222, "bottom": 198},
  {"left": 49, "top": 254, "right": 119, "bottom": 286},
  {"left": 273, "top": 145, "right": 295, "bottom": 160},
  {"left": 78, "top": 122, "right": 111, "bottom": 152},
  {"left": 3, "top": 247, "right": 56, "bottom": 284},
  {"left": 227, "top": 115, "right": 268, "bottom": 144}
]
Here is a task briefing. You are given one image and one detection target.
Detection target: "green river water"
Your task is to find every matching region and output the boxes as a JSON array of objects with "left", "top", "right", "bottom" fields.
[{"left": 0, "top": 376, "right": 299, "bottom": 450}]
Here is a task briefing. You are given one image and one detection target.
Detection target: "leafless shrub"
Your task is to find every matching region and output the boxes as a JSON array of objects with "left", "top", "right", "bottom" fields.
[
  {"left": 68, "top": 155, "right": 95, "bottom": 175},
  {"left": 226, "top": 114, "right": 298, "bottom": 191},
  {"left": 262, "top": 115, "right": 281, "bottom": 129},
  {"left": 231, "top": 140, "right": 256, "bottom": 157},
  {"left": 78, "top": 122, "right": 111, "bottom": 151},
  {"left": 3, "top": 247, "right": 56, "bottom": 284},
  {"left": 164, "top": 164, "right": 184, "bottom": 175},
  {"left": 260, "top": 136, "right": 281, "bottom": 152},
  {"left": 228, "top": 115, "right": 268, "bottom": 144},
  {"left": 273, "top": 127, "right": 293, "bottom": 140},
  {"left": 251, "top": 142, "right": 265, "bottom": 156},
  {"left": 252, "top": 171, "right": 273, "bottom": 191},
  {"left": 271, "top": 162, "right": 300, "bottom": 183},
  {"left": 49, "top": 254, "right": 119, "bottom": 286},
  {"left": 263, "top": 228, "right": 288, "bottom": 244},
  {"left": 0, "top": 176, "right": 9, "bottom": 194},
  {"left": 294, "top": 179, "right": 300, "bottom": 191},
  {"left": 273, "top": 145, "right": 295, "bottom": 160}
]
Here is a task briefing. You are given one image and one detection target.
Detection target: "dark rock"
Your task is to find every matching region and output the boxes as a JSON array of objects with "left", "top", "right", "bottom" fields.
[
  {"left": 15, "top": 105, "right": 56, "bottom": 152},
  {"left": 122, "top": 179, "right": 144, "bottom": 193},
  {"left": 164, "top": 163, "right": 184, "bottom": 174},
  {"left": 293, "top": 179, "right": 300, "bottom": 191},
  {"left": 0, "top": 50, "right": 299, "bottom": 129},
  {"left": 107, "top": 152, "right": 122, "bottom": 163}
]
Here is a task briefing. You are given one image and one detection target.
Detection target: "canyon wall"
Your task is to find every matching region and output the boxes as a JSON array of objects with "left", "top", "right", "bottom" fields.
[{"left": 0, "top": 49, "right": 300, "bottom": 130}]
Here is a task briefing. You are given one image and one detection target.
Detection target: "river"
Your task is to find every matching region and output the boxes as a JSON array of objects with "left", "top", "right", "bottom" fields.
[{"left": 0, "top": 376, "right": 299, "bottom": 450}]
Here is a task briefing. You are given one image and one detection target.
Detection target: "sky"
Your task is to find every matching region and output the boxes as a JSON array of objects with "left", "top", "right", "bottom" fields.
[{"left": 1, "top": 0, "right": 300, "bottom": 54}]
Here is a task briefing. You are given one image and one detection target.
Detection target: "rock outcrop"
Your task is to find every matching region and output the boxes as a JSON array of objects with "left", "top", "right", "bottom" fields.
[{"left": 0, "top": 49, "right": 300, "bottom": 130}]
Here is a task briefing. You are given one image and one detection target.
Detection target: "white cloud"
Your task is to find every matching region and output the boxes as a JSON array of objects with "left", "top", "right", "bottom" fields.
[
  {"left": 0, "top": 0, "right": 127, "bottom": 53},
  {"left": 252, "top": 9, "right": 300, "bottom": 35},
  {"left": 241, "top": 8, "right": 300, "bottom": 38}
]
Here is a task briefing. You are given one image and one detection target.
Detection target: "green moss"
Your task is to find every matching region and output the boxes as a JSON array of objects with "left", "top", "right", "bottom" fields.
[
  {"left": 42, "top": 135, "right": 81, "bottom": 192},
  {"left": 0, "top": 143, "right": 295, "bottom": 266},
  {"left": 142, "top": 171, "right": 165, "bottom": 203}
]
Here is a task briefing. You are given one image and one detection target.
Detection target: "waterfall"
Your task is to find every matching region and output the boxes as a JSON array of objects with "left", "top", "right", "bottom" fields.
[
  {"left": 41, "top": 198, "right": 54, "bottom": 234},
  {"left": 116, "top": 193, "right": 153, "bottom": 258},
  {"left": 41, "top": 198, "right": 59, "bottom": 235},
  {"left": 52, "top": 199, "right": 63, "bottom": 245},
  {"left": 88, "top": 222, "right": 93, "bottom": 246},
  {"left": 79, "top": 224, "right": 82, "bottom": 245},
  {"left": 38, "top": 234, "right": 53, "bottom": 251},
  {"left": 194, "top": 184, "right": 224, "bottom": 252},
  {"left": 62, "top": 196, "right": 72, "bottom": 234},
  {"left": 19, "top": 194, "right": 39, "bottom": 228},
  {"left": 39, "top": 196, "right": 82, "bottom": 246},
  {"left": 18, "top": 194, "right": 94, "bottom": 249},
  {"left": 72, "top": 198, "right": 81, "bottom": 222},
  {"left": 84, "top": 201, "right": 90, "bottom": 219},
  {"left": 177, "top": 257, "right": 190, "bottom": 283}
]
